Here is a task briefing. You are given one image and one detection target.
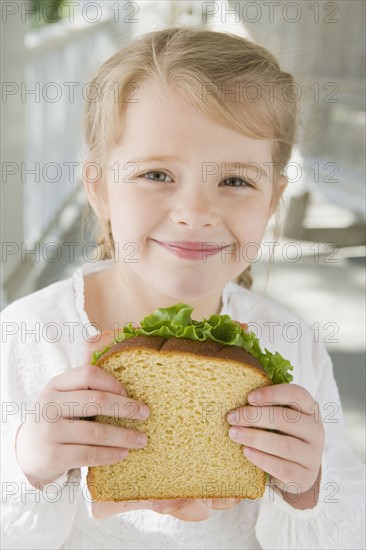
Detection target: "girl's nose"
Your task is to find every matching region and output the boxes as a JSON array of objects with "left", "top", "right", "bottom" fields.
[{"left": 169, "top": 186, "right": 220, "bottom": 229}]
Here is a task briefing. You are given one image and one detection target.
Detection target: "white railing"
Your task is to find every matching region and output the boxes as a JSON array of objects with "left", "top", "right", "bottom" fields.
[{"left": 23, "top": 13, "right": 120, "bottom": 246}]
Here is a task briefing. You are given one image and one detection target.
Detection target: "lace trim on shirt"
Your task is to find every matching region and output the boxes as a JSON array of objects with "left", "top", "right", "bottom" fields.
[
  {"left": 73, "top": 267, "right": 91, "bottom": 330},
  {"left": 72, "top": 260, "right": 114, "bottom": 338}
]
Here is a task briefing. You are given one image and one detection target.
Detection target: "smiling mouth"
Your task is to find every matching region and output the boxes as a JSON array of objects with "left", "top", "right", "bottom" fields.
[
  {"left": 152, "top": 240, "right": 229, "bottom": 252},
  {"left": 152, "top": 239, "right": 231, "bottom": 260}
]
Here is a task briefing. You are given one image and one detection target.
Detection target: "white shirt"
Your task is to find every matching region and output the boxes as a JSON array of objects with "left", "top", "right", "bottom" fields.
[{"left": 1, "top": 259, "right": 365, "bottom": 549}]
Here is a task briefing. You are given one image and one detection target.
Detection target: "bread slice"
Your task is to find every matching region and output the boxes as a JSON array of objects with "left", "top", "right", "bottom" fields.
[{"left": 86, "top": 335, "right": 272, "bottom": 502}]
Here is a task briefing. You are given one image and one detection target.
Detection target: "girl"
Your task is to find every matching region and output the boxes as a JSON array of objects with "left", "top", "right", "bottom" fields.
[{"left": 2, "top": 26, "right": 364, "bottom": 549}]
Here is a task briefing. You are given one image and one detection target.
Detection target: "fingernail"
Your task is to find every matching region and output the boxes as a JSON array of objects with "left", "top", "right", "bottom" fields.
[
  {"left": 160, "top": 505, "right": 181, "bottom": 514},
  {"left": 173, "top": 500, "right": 210, "bottom": 520},
  {"left": 138, "top": 404, "right": 150, "bottom": 420},
  {"left": 226, "top": 412, "right": 238, "bottom": 423},
  {"left": 244, "top": 446, "right": 254, "bottom": 457},
  {"left": 248, "top": 391, "right": 258, "bottom": 403},
  {"left": 229, "top": 427, "right": 241, "bottom": 442},
  {"left": 137, "top": 433, "right": 148, "bottom": 447}
]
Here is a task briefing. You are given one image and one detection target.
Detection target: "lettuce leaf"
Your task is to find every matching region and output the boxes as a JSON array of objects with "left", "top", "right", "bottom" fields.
[{"left": 91, "top": 303, "right": 294, "bottom": 384}]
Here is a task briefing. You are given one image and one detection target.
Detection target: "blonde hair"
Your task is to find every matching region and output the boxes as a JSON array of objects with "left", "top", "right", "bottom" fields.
[{"left": 82, "top": 26, "right": 299, "bottom": 290}]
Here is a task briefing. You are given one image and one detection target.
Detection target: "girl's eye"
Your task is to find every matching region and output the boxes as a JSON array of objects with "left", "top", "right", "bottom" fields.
[
  {"left": 138, "top": 171, "right": 253, "bottom": 189},
  {"left": 222, "top": 177, "right": 253, "bottom": 189},
  {"left": 140, "top": 171, "right": 172, "bottom": 182}
]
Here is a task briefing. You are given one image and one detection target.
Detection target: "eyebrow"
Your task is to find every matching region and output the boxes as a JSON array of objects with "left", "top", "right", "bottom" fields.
[{"left": 129, "top": 157, "right": 268, "bottom": 178}]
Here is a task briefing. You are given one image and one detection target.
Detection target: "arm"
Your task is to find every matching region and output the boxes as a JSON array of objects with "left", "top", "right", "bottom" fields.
[
  {"left": 1, "top": 305, "right": 81, "bottom": 550},
  {"left": 254, "top": 319, "right": 365, "bottom": 550}
]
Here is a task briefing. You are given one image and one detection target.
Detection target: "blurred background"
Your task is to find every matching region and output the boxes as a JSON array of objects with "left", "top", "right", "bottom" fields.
[{"left": 2, "top": 0, "right": 365, "bottom": 462}]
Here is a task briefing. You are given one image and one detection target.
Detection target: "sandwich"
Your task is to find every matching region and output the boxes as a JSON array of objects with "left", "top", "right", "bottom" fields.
[{"left": 86, "top": 303, "right": 293, "bottom": 502}]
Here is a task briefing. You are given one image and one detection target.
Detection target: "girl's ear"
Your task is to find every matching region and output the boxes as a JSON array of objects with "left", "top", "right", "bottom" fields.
[{"left": 83, "top": 162, "right": 110, "bottom": 221}]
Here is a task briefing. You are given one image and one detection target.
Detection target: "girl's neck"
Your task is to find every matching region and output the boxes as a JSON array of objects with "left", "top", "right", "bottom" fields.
[{"left": 83, "top": 264, "right": 224, "bottom": 334}]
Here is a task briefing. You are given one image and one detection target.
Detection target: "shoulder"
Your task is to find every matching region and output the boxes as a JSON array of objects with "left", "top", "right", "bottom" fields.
[
  {"left": 1, "top": 271, "right": 85, "bottom": 390},
  {"left": 1, "top": 276, "right": 76, "bottom": 402},
  {"left": 1, "top": 275, "right": 76, "bottom": 323},
  {"left": 226, "top": 280, "right": 302, "bottom": 325},
  {"left": 226, "top": 281, "right": 329, "bottom": 391}
]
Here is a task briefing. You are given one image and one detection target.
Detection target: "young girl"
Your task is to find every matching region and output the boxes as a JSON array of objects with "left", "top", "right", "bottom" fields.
[{"left": 2, "top": 26, "right": 364, "bottom": 549}]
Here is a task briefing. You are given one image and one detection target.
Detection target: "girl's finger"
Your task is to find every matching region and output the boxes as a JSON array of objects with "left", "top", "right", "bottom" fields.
[
  {"left": 241, "top": 446, "right": 309, "bottom": 490},
  {"left": 49, "top": 364, "right": 127, "bottom": 396},
  {"left": 52, "top": 418, "right": 148, "bottom": 450},
  {"left": 44, "top": 389, "right": 149, "bottom": 421},
  {"left": 247, "top": 383, "right": 319, "bottom": 417},
  {"left": 47, "top": 442, "right": 129, "bottom": 473},
  {"left": 226, "top": 405, "right": 318, "bottom": 443},
  {"left": 92, "top": 499, "right": 156, "bottom": 519},
  {"left": 151, "top": 498, "right": 194, "bottom": 513},
  {"left": 166, "top": 499, "right": 212, "bottom": 521},
  {"left": 91, "top": 498, "right": 195, "bottom": 520},
  {"left": 229, "top": 427, "right": 312, "bottom": 468},
  {"left": 211, "top": 498, "right": 240, "bottom": 510}
]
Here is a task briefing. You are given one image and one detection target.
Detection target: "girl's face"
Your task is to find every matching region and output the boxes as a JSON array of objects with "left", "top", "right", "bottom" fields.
[{"left": 88, "top": 83, "right": 285, "bottom": 307}]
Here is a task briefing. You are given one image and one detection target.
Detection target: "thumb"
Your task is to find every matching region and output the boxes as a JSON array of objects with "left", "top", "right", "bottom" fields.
[
  {"left": 167, "top": 499, "right": 212, "bottom": 521},
  {"left": 83, "top": 329, "right": 116, "bottom": 365},
  {"left": 92, "top": 500, "right": 157, "bottom": 520}
]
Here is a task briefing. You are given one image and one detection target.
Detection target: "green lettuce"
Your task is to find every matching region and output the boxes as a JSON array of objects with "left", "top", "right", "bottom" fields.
[{"left": 91, "top": 303, "right": 294, "bottom": 384}]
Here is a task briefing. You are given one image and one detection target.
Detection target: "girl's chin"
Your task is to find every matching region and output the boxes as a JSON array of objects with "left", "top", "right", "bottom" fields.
[{"left": 149, "top": 275, "right": 222, "bottom": 302}]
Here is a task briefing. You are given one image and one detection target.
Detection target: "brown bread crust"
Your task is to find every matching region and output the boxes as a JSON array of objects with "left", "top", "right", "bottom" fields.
[{"left": 97, "top": 335, "right": 268, "bottom": 376}]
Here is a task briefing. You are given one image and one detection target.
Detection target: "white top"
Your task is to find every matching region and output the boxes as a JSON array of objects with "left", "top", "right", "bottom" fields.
[{"left": 1, "top": 259, "right": 365, "bottom": 550}]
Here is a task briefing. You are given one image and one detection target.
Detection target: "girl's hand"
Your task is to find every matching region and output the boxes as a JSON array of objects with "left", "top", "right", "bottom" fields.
[
  {"left": 92, "top": 497, "right": 240, "bottom": 520},
  {"left": 226, "top": 384, "right": 325, "bottom": 495},
  {"left": 158, "top": 497, "right": 241, "bottom": 521},
  {"left": 15, "top": 332, "right": 151, "bottom": 489},
  {"left": 91, "top": 498, "right": 208, "bottom": 520}
]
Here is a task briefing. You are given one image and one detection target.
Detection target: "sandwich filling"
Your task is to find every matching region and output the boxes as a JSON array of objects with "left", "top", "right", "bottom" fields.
[{"left": 91, "top": 303, "right": 294, "bottom": 384}]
